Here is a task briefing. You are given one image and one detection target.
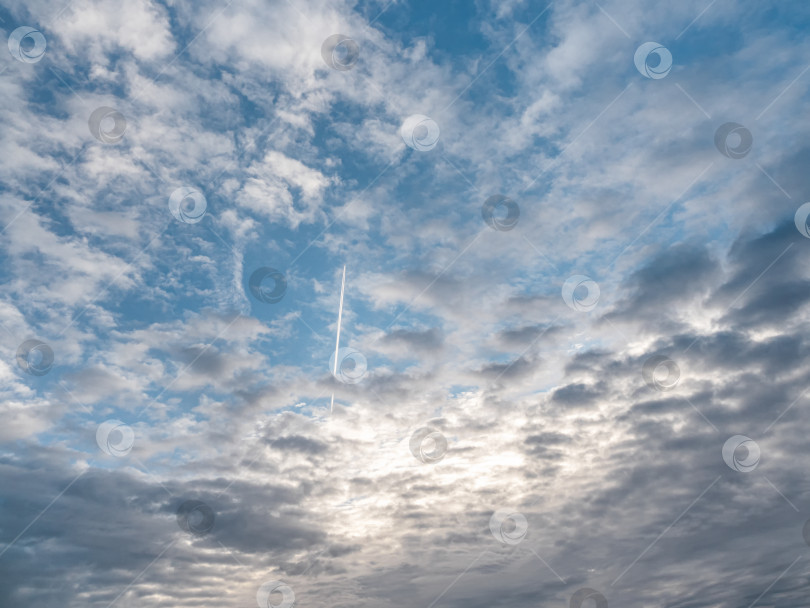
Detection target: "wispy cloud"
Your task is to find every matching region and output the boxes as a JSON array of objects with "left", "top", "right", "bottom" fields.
[{"left": 1, "top": 0, "right": 810, "bottom": 606}]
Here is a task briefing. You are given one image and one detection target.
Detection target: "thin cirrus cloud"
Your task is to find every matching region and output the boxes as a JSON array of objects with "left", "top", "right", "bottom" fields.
[{"left": 1, "top": 0, "right": 810, "bottom": 607}]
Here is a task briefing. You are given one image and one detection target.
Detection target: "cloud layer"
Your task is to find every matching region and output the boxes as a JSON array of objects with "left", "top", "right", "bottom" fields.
[{"left": 1, "top": 0, "right": 810, "bottom": 606}]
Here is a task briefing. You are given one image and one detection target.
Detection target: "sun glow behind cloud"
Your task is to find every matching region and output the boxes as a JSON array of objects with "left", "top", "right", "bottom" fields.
[{"left": 1, "top": 0, "right": 810, "bottom": 606}]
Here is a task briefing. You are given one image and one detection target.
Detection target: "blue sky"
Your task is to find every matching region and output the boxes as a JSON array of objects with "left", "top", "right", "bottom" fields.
[{"left": 2, "top": 0, "right": 810, "bottom": 606}]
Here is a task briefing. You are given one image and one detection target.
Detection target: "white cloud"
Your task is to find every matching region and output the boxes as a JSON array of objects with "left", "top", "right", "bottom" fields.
[{"left": 0, "top": 0, "right": 808, "bottom": 605}]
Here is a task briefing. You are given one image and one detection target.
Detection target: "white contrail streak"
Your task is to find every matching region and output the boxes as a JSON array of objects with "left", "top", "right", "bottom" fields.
[{"left": 330, "top": 264, "right": 346, "bottom": 412}]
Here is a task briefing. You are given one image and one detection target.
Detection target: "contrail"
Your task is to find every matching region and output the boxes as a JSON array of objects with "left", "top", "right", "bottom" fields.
[{"left": 330, "top": 264, "right": 347, "bottom": 412}]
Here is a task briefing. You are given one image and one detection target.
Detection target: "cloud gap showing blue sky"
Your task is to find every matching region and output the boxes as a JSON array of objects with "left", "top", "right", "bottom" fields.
[{"left": 1, "top": 0, "right": 810, "bottom": 606}]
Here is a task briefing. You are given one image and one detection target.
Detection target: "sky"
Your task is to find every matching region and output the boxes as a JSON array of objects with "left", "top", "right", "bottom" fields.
[{"left": 1, "top": 0, "right": 810, "bottom": 606}]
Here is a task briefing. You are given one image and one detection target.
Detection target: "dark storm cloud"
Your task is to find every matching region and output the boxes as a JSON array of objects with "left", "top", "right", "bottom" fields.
[
  {"left": 477, "top": 355, "right": 542, "bottom": 382},
  {"left": 266, "top": 434, "right": 329, "bottom": 454},
  {"left": 4, "top": 1, "right": 810, "bottom": 607},
  {"left": 551, "top": 382, "right": 604, "bottom": 406},
  {"left": 523, "top": 431, "right": 570, "bottom": 459},
  {"left": 0, "top": 447, "right": 333, "bottom": 606},
  {"left": 715, "top": 221, "right": 810, "bottom": 329},
  {"left": 180, "top": 344, "right": 231, "bottom": 376},
  {"left": 502, "top": 218, "right": 810, "bottom": 607},
  {"left": 604, "top": 242, "right": 720, "bottom": 330},
  {"left": 379, "top": 327, "right": 444, "bottom": 351},
  {"left": 495, "top": 323, "right": 563, "bottom": 349}
]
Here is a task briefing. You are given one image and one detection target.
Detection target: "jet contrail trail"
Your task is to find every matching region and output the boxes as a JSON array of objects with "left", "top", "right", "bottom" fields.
[{"left": 330, "top": 264, "right": 346, "bottom": 412}]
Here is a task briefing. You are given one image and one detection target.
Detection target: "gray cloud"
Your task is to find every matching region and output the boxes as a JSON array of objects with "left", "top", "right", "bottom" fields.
[{"left": 2, "top": 0, "right": 810, "bottom": 607}]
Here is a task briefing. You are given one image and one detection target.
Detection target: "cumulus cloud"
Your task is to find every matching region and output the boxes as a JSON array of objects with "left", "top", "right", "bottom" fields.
[{"left": 1, "top": 0, "right": 809, "bottom": 606}]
